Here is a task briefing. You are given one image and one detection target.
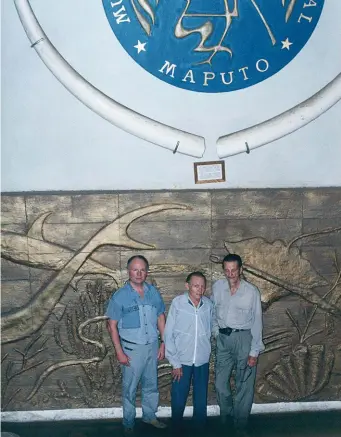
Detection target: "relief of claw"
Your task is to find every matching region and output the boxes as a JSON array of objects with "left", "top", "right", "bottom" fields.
[
  {"left": 1, "top": 203, "right": 189, "bottom": 344},
  {"left": 1, "top": 212, "right": 121, "bottom": 283}
]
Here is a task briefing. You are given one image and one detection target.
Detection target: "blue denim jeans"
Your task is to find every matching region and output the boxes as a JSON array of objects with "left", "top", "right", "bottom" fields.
[
  {"left": 171, "top": 363, "right": 209, "bottom": 428},
  {"left": 121, "top": 341, "right": 159, "bottom": 429}
]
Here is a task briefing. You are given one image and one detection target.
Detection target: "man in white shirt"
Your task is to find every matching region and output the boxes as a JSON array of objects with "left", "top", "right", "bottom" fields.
[
  {"left": 211, "top": 254, "right": 264, "bottom": 437},
  {"left": 164, "top": 272, "right": 213, "bottom": 432}
]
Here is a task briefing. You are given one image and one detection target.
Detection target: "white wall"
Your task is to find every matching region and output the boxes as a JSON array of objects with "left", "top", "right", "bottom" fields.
[{"left": 1, "top": 0, "right": 341, "bottom": 192}]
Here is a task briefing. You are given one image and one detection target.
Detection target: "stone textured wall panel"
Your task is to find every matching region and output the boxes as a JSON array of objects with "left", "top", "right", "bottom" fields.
[{"left": 1, "top": 189, "right": 341, "bottom": 411}]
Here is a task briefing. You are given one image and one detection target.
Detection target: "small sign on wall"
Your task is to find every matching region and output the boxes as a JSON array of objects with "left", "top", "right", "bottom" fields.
[{"left": 194, "top": 161, "right": 226, "bottom": 184}]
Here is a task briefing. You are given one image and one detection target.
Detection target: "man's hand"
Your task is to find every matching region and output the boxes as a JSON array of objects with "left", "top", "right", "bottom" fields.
[
  {"left": 172, "top": 367, "right": 183, "bottom": 382},
  {"left": 158, "top": 342, "right": 165, "bottom": 360},
  {"left": 116, "top": 350, "right": 131, "bottom": 366},
  {"left": 247, "top": 355, "right": 258, "bottom": 367}
]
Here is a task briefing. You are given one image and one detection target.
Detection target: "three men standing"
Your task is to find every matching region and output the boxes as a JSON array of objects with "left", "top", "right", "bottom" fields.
[
  {"left": 107, "top": 253, "right": 263, "bottom": 436},
  {"left": 211, "top": 254, "right": 264, "bottom": 436}
]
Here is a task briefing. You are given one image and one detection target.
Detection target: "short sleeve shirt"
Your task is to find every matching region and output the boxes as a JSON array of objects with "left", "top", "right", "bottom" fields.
[{"left": 105, "top": 282, "right": 165, "bottom": 345}]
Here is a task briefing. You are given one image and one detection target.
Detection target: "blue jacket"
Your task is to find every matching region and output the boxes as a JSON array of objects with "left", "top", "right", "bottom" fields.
[
  {"left": 105, "top": 282, "right": 165, "bottom": 345},
  {"left": 164, "top": 293, "right": 213, "bottom": 368}
]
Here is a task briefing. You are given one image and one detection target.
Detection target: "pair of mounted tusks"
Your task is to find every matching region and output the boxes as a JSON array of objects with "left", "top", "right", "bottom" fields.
[{"left": 14, "top": 0, "right": 341, "bottom": 158}]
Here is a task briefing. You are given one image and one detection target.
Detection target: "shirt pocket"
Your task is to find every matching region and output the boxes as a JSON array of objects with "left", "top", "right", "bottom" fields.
[
  {"left": 122, "top": 305, "right": 140, "bottom": 329},
  {"left": 235, "top": 296, "right": 252, "bottom": 315}
]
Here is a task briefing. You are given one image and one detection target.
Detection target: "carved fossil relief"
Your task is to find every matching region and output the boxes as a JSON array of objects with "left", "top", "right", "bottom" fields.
[{"left": 1, "top": 196, "right": 341, "bottom": 408}]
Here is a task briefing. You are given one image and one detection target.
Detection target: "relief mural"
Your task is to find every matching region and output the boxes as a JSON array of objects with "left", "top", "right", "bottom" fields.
[{"left": 1, "top": 190, "right": 341, "bottom": 410}]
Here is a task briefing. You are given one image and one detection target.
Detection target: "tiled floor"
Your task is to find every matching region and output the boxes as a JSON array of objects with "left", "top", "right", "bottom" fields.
[{"left": 2, "top": 412, "right": 341, "bottom": 437}]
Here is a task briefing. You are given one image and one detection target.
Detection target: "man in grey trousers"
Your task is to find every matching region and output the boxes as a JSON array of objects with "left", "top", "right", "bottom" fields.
[{"left": 211, "top": 254, "right": 264, "bottom": 437}]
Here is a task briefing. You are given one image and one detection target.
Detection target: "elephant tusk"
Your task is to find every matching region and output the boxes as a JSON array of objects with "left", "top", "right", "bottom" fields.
[
  {"left": 13, "top": 0, "right": 206, "bottom": 158},
  {"left": 217, "top": 72, "right": 341, "bottom": 158}
]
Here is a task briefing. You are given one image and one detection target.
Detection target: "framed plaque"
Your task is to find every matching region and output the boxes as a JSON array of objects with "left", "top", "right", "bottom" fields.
[{"left": 194, "top": 161, "right": 226, "bottom": 184}]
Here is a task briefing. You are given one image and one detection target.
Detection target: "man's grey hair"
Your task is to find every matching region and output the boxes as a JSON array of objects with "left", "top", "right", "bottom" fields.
[{"left": 127, "top": 255, "right": 149, "bottom": 270}]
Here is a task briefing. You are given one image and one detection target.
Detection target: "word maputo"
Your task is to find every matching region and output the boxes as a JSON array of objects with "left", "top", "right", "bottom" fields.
[{"left": 158, "top": 59, "right": 270, "bottom": 87}]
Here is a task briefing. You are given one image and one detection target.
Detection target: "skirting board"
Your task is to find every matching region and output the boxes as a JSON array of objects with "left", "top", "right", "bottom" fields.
[{"left": 2, "top": 402, "right": 341, "bottom": 423}]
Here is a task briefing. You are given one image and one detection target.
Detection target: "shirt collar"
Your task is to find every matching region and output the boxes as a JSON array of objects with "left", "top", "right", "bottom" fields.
[
  {"left": 186, "top": 293, "right": 203, "bottom": 308},
  {"left": 127, "top": 281, "right": 150, "bottom": 295}
]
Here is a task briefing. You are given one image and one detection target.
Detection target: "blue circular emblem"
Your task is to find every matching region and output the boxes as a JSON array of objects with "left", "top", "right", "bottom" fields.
[{"left": 102, "top": 0, "right": 324, "bottom": 93}]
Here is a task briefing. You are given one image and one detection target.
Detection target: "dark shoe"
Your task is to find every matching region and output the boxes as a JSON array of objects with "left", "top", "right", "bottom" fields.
[
  {"left": 171, "top": 424, "right": 186, "bottom": 436},
  {"left": 123, "top": 427, "right": 134, "bottom": 435},
  {"left": 220, "top": 415, "right": 234, "bottom": 427},
  {"left": 192, "top": 423, "right": 208, "bottom": 436},
  {"left": 142, "top": 418, "right": 167, "bottom": 429}
]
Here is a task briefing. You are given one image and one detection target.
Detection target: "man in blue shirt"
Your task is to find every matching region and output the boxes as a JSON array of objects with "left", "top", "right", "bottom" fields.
[
  {"left": 164, "top": 271, "right": 213, "bottom": 432},
  {"left": 106, "top": 255, "right": 167, "bottom": 434}
]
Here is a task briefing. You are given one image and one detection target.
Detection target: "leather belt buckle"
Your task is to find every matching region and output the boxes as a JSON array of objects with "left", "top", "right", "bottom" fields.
[{"left": 219, "top": 327, "right": 233, "bottom": 336}]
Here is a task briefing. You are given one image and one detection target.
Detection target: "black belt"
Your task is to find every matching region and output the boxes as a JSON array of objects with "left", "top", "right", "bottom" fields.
[{"left": 219, "top": 327, "right": 248, "bottom": 336}]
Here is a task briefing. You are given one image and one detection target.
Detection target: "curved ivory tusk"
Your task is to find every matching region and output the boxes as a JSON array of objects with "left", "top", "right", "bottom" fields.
[
  {"left": 13, "top": 0, "right": 205, "bottom": 158},
  {"left": 217, "top": 72, "right": 341, "bottom": 158}
]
